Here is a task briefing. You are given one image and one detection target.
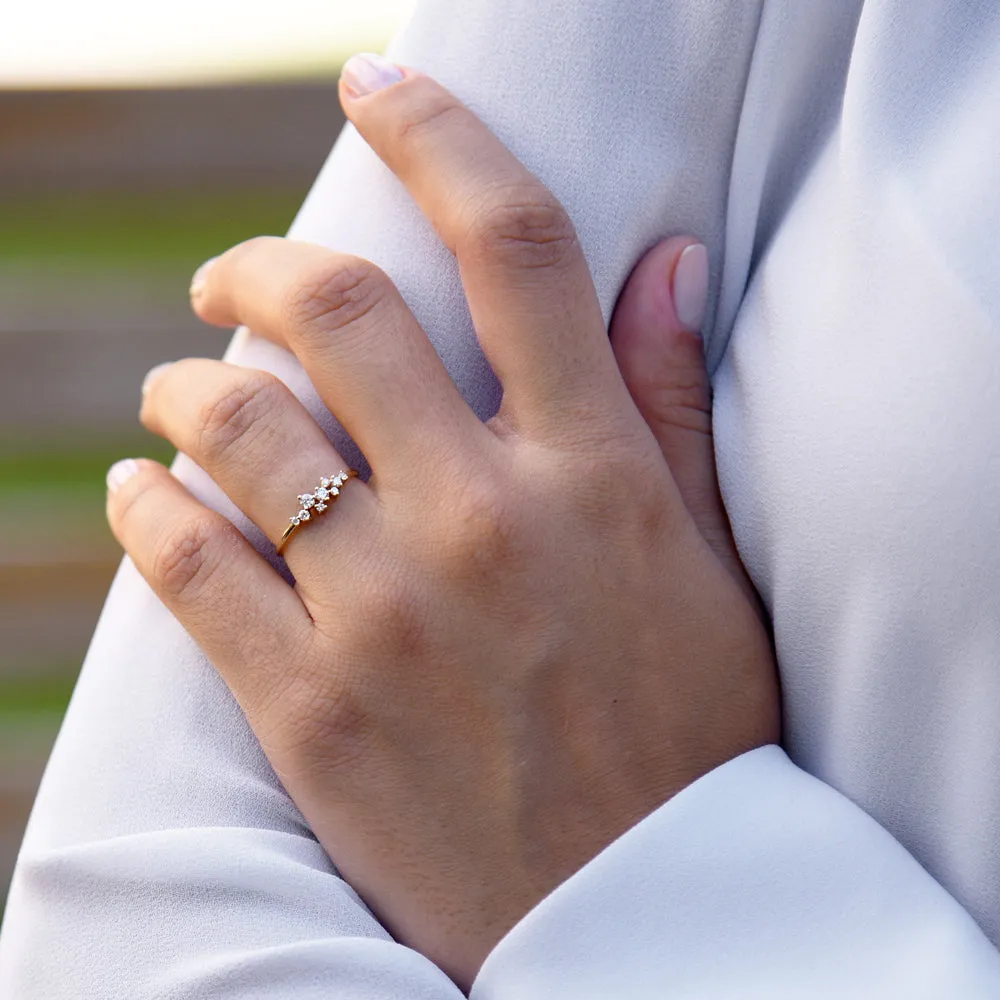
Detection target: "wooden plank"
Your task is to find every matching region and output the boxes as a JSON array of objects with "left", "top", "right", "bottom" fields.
[{"left": 0, "top": 83, "right": 343, "bottom": 192}]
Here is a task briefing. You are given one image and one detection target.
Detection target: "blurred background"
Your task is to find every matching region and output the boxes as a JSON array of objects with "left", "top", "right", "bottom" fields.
[{"left": 0, "top": 0, "right": 413, "bottom": 912}]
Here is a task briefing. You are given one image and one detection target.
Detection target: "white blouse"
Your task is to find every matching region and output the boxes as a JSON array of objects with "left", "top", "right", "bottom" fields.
[{"left": 4, "top": 1, "right": 1000, "bottom": 995}]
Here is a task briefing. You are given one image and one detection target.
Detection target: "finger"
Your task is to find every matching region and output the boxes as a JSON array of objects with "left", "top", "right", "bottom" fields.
[
  {"left": 609, "top": 237, "right": 749, "bottom": 588},
  {"left": 140, "top": 358, "right": 376, "bottom": 571},
  {"left": 189, "top": 238, "right": 487, "bottom": 479},
  {"left": 338, "top": 55, "right": 627, "bottom": 431},
  {"left": 105, "top": 457, "right": 314, "bottom": 708}
]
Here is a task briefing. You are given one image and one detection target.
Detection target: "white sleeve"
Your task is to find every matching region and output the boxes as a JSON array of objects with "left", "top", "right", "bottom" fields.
[{"left": 473, "top": 747, "right": 1000, "bottom": 999}]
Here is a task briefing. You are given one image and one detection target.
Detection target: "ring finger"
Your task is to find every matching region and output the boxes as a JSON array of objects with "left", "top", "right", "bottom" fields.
[{"left": 141, "top": 357, "right": 377, "bottom": 569}]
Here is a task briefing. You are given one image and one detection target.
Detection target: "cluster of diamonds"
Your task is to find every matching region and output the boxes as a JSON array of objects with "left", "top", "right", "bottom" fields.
[{"left": 290, "top": 471, "right": 350, "bottom": 527}]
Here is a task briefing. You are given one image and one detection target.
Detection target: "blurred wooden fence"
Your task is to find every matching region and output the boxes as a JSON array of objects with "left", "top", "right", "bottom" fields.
[
  {"left": 0, "top": 81, "right": 342, "bottom": 911},
  {"left": 1, "top": 83, "right": 343, "bottom": 191}
]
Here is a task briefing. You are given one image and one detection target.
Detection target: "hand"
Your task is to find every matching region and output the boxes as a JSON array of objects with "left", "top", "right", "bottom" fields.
[{"left": 106, "top": 56, "right": 778, "bottom": 990}]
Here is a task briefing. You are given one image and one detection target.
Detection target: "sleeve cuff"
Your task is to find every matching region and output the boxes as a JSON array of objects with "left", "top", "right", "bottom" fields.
[{"left": 471, "top": 745, "right": 1000, "bottom": 999}]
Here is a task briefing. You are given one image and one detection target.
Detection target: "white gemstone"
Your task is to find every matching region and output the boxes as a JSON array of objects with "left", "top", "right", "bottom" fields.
[
  {"left": 315, "top": 487, "right": 330, "bottom": 501},
  {"left": 290, "top": 516, "right": 300, "bottom": 525},
  {"left": 320, "top": 477, "right": 331, "bottom": 489},
  {"left": 315, "top": 502, "right": 327, "bottom": 512},
  {"left": 301, "top": 496, "right": 315, "bottom": 509},
  {"left": 298, "top": 509, "right": 310, "bottom": 521},
  {"left": 330, "top": 486, "right": 339, "bottom": 496}
]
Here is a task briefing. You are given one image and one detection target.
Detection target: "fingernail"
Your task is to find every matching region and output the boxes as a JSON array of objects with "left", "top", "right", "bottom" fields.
[
  {"left": 142, "top": 361, "right": 173, "bottom": 396},
  {"left": 190, "top": 257, "right": 217, "bottom": 298},
  {"left": 341, "top": 53, "right": 404, "bottom": 97},
  {"left": 106, "top": 458, "right": 140, "bottom": 494},
  {"left": 671, "top": 242, "right": 709, "bottom": 334}
]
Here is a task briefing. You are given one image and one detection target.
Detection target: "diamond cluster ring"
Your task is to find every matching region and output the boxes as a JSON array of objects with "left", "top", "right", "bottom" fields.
[{"left": 276, "top": 469, "right": 359, "bottom": 556}]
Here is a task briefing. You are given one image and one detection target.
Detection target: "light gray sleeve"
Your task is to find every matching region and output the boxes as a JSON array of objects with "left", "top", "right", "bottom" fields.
[
  {"left": 7, "top": 1, "right": 993, "bottom": 997},
  {"left": 473, "top": 747, "right": 1000, "bottom": 999}
]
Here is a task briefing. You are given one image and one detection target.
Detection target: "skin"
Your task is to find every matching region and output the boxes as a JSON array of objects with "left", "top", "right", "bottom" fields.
[{"left": 106, "top": 64, "right": 779, "bottom": 992}]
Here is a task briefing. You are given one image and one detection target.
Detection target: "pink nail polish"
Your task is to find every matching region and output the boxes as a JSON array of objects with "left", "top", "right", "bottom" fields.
[
  {"left": 142, "top": 362, "right": 174, "bottom": 396},
  {"left": 189, "top": 257, "right": 217, "bottom": 298},
  {"left": 341, "top": 53, "right": 404, "bottom": 97},
  {"left": 671, "top": 243, "right": 709, "bottom": 334},
  {"left": 106, "top": 458, "right": 140, "bottom": 494}
]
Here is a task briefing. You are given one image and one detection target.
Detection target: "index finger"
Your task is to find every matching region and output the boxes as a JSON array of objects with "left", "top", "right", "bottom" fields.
[{"left": 339, "top": 54, "right": 630, "bottom": 433}]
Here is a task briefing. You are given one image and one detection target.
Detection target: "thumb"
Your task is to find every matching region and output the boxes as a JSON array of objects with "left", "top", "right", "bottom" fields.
[{"left": 610, "top": 237, "right": 749, "bottom": 594}]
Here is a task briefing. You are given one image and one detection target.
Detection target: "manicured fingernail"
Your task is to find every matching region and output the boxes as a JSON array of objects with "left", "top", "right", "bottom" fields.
[
  {"left": 142, "top": 362, "right": 173, "bottom": 396},
  {"left": 106, "top": 458, "right": 140, "bottom": 494},
  {"left": 671, "top": 242, "right": 709, "bottom": 334},
  {"left": 190, "top": 257, "right": 217, "bottom": 298},
  {"left": 341, "top": 53, "right": 404, "bottom": 97}
]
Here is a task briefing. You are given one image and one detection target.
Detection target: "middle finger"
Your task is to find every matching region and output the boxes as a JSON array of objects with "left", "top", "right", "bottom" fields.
[{"left": 339, "top": 56, "right": 630, "bottom": 433}]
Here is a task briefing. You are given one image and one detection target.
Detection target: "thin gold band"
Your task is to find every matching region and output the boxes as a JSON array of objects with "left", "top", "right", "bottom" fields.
[{"left": 276, "top": 468, "right": 359, "bottom": 557}]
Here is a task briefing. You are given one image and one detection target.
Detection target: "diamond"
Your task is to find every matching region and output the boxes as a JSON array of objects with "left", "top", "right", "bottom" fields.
[
  {"left": 315, "top": 502, "right": 327, "bottom": 512},
  {"left": 299, "top": 494, "right": 316, "bottom": 508},
  {"left": 330, "top": 486, "right": 339, "bottom": 496},
  {"left": 290, "top": 516, "right": 300, "bottom": 526},
  {"left": 315, "top": 487, "right": 330, "bottom": 501},
  {"left": 298, "top": 509, "right": 311, "bottom": 521},
  {"left": 320, "top": 477, "right": 332, "bottom": 489}
]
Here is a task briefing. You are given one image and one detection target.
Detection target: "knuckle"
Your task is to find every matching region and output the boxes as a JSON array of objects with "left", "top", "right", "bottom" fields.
[
  {"left": 632, "top": 364, "right": 713, "bottom": 434},
  {"left": 436, "top": 475, "right": 524, "bottom": 577},
  {"left": 194, "top": 372, "right": 284, "bottom": 464},
  {"left": 467, "top": 188, "right": 579, "bottom": 271},
  {"left": 647, "top": 392, "right": 713, "bottom": 440},
  {"left": 566, "top": 447, "right": 664, "bottom": 521},
  {"left": 152, "top": 515, "right": 227, "bottom": 603},
  {"left": 355, "top": 572, "right": 429, "bottom": 659},
  {"left": 282, "top": 258, "right": 388, "bottom": 343}
]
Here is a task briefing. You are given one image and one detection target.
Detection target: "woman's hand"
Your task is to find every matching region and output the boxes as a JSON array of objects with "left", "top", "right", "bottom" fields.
[{"left": 106, "top": 56, "right": 778, "bottom": 991}]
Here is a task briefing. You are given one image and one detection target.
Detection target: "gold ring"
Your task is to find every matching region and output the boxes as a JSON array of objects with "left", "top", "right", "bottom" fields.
[{"left": 276, "top": 468, "right": 358, "bottom": 556}]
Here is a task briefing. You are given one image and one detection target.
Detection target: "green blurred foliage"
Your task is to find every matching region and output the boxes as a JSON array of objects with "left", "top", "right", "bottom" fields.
[
  {"left": 1, "top": 183, "right": 308, "bottom": 702},
  {"left": 0, "top": 86, "right": 322, "bottom": 907},
  {"left": 0, "top": 673, "right": 77, "bottom": 719},
  {"left": 0, "top": 187, "right": 305, "bottom": 267},
  {"left": 0, "top": 435, "right": 175, "bottom": 491}
]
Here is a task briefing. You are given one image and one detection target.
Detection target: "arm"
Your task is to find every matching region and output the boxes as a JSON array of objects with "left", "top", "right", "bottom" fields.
[
  {"left": 127, "top": 57, "right": 1000, "bottom": 999},
  {"left": 1, "top": 2, "right": 766, "bottom": 994}
]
